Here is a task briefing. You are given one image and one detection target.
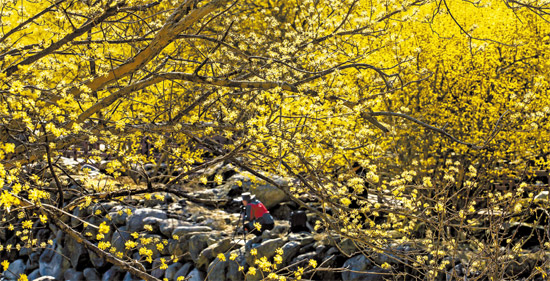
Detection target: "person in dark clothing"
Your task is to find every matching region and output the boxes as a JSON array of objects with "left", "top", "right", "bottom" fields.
[{"left": 239, "top": 192, "right": 274, "bottom": 236}]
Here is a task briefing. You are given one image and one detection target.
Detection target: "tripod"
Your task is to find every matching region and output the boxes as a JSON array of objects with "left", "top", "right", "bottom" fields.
[{"left": 231, "top": 205, "right": 247, "bottom": 245}]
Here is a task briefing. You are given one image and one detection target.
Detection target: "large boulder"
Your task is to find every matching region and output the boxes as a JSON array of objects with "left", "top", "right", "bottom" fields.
[
  {"left": 108, "top": 206, "right": 135, "bottom": 226},
  {"left": 342, "top": 255, "right": 371, "bottom": 281},
  {"left": 63, "top": 236, "right": 87, "bottom": 268},
  {"left": 281, "top": 241, "right": 301, "bottom": 266},
  {"left": 4, "top": 259, "right": 26, "bottom": 280},
  {"left": 168, "top": 238, "right": 189, "bottom": 258},
  {"left": 71, "top": 206, "right": 91, "bottom": 228},
  {"left": 27, "top": 269, "right": 41, "bottom": 280},
  {"left": 172, "top": 226, "right": 212, "bottom": 238},
  {"left": 165, "top": 262, "right": 183, "bottom": 280},
  {"left": 186, "top": 268, "right": 205, "bottom": 281},
  {"left": 83, "top": 268, "right": 101, "bottom": 281},
  {"left": 126, "top": 208, "right": 168, "bottom": 233},
  {"left": 173, "top": 263, "right": 193, "bottom": 281},
  {"left": 102, "top": 266, "right": 125, "bottom": 281},
  {"left": 338, "top": 237, "right": 360, "bottom": 256},
  {"left": 39, "top": 243, "right": 67, "bottom": 280},
  {"left": 189, "top": 234, "right": 213, "bottom": 263},
  {"left": 25, "top": 252, "right": 40, "bottom": 271},
  {"left": 245, "top": 238, "right": 286, "bottom": 266},
  {"left": 64, "top": 268, "right": 84, "bottom": 281},
  {"left": 89, "top": 250, "right": 107, "bottom": 268},
  {"left": 228, "top": 173, "right": 289, "bottom": 208},
  {"left": 111, "top": 227, "right": 132, "bottom": 256},
  {"left": 206, "top": 254, "right": 228, "bottom": 281},
  {"left": 139, "top": 234, "right": 167, "bottom": 259},
  {"left": 226, "top": 249, "right": 247, "bottom": 281},
  {"left": 342, "top": 255, "right": 390, "bottom": 281},
  {"left": 151, "top": 258, "right": 167, "bottom": 279},
  {"left": 196, "top": 238, "right": 233, "bottom": 270},
  {"left": 160, "top": 218, "right": 190, "bottom": 237}
]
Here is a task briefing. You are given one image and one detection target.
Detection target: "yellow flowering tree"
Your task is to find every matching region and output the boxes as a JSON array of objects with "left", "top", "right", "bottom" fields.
[{"left": 0, "top": 0, "right": 549, "bottom": 280}]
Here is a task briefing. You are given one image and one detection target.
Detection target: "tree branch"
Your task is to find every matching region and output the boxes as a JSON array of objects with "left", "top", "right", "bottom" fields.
[
  {"left": 5, "top": 1, "right": 124, "bottom": 76},
  {"left": 368, "top": 111, "right": 483, "bottom": 149}
]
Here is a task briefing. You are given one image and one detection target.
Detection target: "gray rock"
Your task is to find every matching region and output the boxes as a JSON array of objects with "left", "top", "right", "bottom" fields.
[
  {"left": 226, "top": 250, "right": 247, "bottom": 281},
  {"left": 72, "top": 206, "right": 91, "bottom": 228},
  {"left": 122, "top": 272, "right": 140, "bottom": 281},
  {"left": 165, "top": 262, "right": 182, "bottom": 280},
  {"left": 83, "top": 216, "right": 106, "bottom": 239},
  {"left": 141, "top": 234, "right": 167, "bottom": 258},
  {"left": 81, "top": 163, "right": 100, "bottom": 173},
  {"left": 4, "top": 259, "right": 26, "bottom": 280},
  {"left": 342, "top": 255, "right": 390, "bottom": 281},
  {"left": 19, "top": 246, "right": 33, "bottom": 257},
  {"left": 111, "top": 227, "right": 132, "bottom": 256},
  {"left": 326, "top": 246, "right": 339, "bottom": 256},
  {"left": 126, "top": 208, "right": 168, "bottom": 233},
  {"left": 64, "top": 268, "right": 84, "bottom": 281},
  {"left": 143, "top": 192, "right": 170, "bottom": 207},
  {"left": 281, "top": 241, "right": 301, "bottom": 265},
  {"left": 142, "top": 217, "right": 163, "bottom": 233},
  {"left": 288, "top": 232, "right": 313, "bottom": 244},
  {"left": 246, "top": 238, "right": 286, "bottom": 266},
  {"left": 197, "top": 238, "right": 233, "bottom": 270},
  {"left": 342, "top": 255, "right": 371, "bottom": 281},
  {"left": 315, "top": 244, "right": 327, "bottom": 256},
  {"left": 319, "top": 254, "right": 338, "bottom": 280},
  {"left": 89, "top": 250, "right": 107, "bottom": 268},
  {"left": 91, "top": 202, "right": 119, "bottom": 215},
  {"left": 270, "top": 221, "right": 290, "bottom": 235},
  {"left": 25, "top": 252, "right": 40, "bottom": 271},
  {"left": 186, "top": 268, "right": 205, "bottom": 281},
  {"left": 374, "top": 252, "right": 402, "bottom": 266},
  {"left": 151, "top": 258, "right": 166, "bottom": 279},
  {"left": 206, "top": 254, "right": 228, "bottom": 281},
  {"left": 173, "top": 262, "right": 193, "bottom": 281},
  {"left": 159, "top": 219, "right": 190, "bottom": 237},
  {"left": 63, "top": 236, "right": 86, "bottom": 268},
  {"left": 168, "top": 238, "right": 189, "bottom": 258},
  {"left": 339, "top": 238, "right": 360, "bottom": 256},
  {"left": 27, "top": 269, "right": 41, "bottom": 280},
  {"left": 291, "top": 252, "right": 317, "bottom": 266},
  {"left": 108, "top": 206, "right": 135, "bottom": 226},
  {"left": 229, "top": 173, "right": 289, "bottom": 208},
  {"left": 172, "top": 226, "right": 212, "bottom": 238},
  {"left": 271, "top": 203, "right": 293, "bottom": 220},
  {"left": 83, "top": 268, "right": 101, "bottom": 281},
  {"left": 102, "top": 266, "right": 125, "bottom": 281},
  {"left": 39, "top": 244, "right": 65, "bottom": 280},
  {"left": 189, "top": 234, "right": 212, "bottom": 263}
]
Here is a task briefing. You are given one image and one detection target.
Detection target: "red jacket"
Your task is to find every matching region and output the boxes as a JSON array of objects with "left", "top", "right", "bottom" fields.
[{"left": 245, "top": 199, "right": 274, "bottom": 224}]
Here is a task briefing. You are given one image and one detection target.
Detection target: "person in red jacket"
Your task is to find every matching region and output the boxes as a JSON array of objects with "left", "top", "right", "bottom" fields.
[{"left": 239, "top": 192, "right": 274, "bottom": 236}]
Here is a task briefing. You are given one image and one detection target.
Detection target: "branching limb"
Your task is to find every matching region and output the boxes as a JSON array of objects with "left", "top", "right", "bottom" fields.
[
  {"left": 5, "top": 1, "right": 125, "bottom": 77},
  {"left": 46, "top": 143, "right": 64, "bottom": 208},
  {"left": 0, "top": 0, "right": 67, "bottom": 45},
  {"left": 368, "top": 111, "right": 483, "bottom": 149}
]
